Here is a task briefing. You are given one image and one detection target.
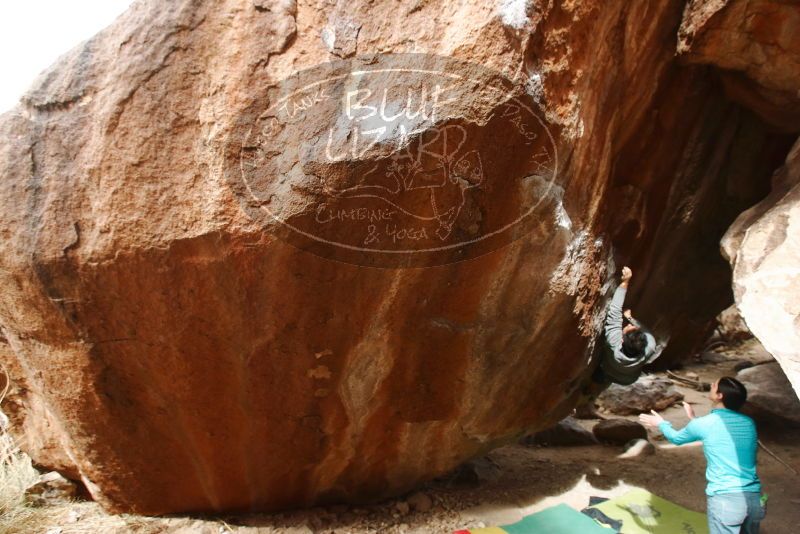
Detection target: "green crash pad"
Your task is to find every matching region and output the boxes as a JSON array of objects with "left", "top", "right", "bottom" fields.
[
  {"left": 456, "top": 503, "right": 613, "bottom": 533},
  {"left": 504, "top": 503, "right": 614, "bottom": 533},
  {"left": 490, "top": 503, "right": 613, "bottom": 534},
  {"left": 588, "top": 488, "right": 709, "bottom": 534}
]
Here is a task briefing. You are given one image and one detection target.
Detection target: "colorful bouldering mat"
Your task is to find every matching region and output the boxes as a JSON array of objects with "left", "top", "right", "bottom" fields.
[{"left": 453, "top": 503, "right": 614, "bottom": 533}]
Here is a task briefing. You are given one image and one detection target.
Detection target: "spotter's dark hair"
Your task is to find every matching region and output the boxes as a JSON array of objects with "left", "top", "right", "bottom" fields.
[{"left": 717, "top": 376, "right": 748, "bottom": 411}]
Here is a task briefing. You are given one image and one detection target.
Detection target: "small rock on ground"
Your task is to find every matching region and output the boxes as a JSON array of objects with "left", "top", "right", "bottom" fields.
[
  {"left": 24, "top": 471, "right": 79, "bottom": 507},
  {"left": 521, "top": 416, "right": 598, "bottom": 446},
  {"left": 395, "top": 500, "right": 410, "bottom": 515},
  {"left": 619, "top": 438, "right": 656, "bottom": 458},
  {"left": 597, "top": 375, "right": 683, "bottom": 415},
  {"left": 407, "top": 492, "right": 432, "bottom": 513},
  {"left": 592, "top": 419, "right": 648, "bottom": 445}
]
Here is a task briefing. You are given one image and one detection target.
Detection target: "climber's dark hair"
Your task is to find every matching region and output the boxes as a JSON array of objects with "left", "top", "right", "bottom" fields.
[
  {"left": 621, "top": 329, "right": 647, "bottom": 359},
  {"left": 717, "top": 376, "right": 747, "bottom": 411}
]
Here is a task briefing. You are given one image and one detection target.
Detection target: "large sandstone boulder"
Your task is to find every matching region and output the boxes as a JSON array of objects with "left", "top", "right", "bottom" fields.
[
  {"left": 723, "top": 140, "right": 800, "bottom": 401},
  {"left": 0, "top": 0, "right": 796, "bottom": 514}
]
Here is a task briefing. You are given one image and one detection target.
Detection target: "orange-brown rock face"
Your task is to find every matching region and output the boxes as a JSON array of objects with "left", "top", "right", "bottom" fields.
[
  {"left": 0, "top": 0, "right": 795, "bottom": 514},
  {"left": 682, "top": 0, "right": 800, "bottom": 399},
  {"left": 679, "top": 0, "right": 800, "bottom": 131}
]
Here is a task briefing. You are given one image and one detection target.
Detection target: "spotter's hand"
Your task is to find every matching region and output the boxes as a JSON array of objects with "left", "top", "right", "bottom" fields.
[{"left": 638, "top": 410, "right": 664, "bottom": 428}]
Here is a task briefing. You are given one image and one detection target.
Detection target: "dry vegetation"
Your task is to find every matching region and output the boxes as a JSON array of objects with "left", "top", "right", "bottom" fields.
[
  {"left": 0, "top": 430, "right": 169, "bottom": 533},
  {"left": 0, "top": 361, "right": 159, "bottom": 534},
  {"left": 0, "top": 428, "right": 43, "bottom": 534}
]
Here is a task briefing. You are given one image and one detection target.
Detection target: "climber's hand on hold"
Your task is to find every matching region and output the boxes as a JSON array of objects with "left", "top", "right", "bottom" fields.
[
  {"left": 621, "top": 266, "right": 633, "bottom": 288},
  {"left": 623, "top": 309, "right": 633, "bottom": 320},
  {"left": 683, "top": 401, "right": 696, "bottom": 420},
  {"left": 621, "top": 266, "right": 633, "bottom": 282}
]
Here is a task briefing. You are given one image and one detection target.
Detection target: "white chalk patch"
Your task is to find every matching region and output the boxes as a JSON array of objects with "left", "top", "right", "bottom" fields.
[
  {"left": 320, "top": 27, "right": 335, "bottom": 52},
  {"left": 497, "top": 0, "right": 530, "bottom": 30},
  {"left": 549, "top": 230, "right": 588, "bottom": 292},
  {"left": 525, "top": 72, "right": 544, "bottom": 104},
  {"left": 555, "top": 200, "right": 572, "bottom": 230}
]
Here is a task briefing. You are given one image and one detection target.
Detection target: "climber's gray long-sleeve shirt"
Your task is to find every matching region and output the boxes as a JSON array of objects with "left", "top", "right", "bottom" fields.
[{"left": 601, "top": 286, "right": 657, "bottom": 385}]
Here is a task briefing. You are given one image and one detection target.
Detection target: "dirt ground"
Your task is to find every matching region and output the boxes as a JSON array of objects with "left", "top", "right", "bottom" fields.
[{"left": 8, "top": 340, "right": 800, "bottom": 534}]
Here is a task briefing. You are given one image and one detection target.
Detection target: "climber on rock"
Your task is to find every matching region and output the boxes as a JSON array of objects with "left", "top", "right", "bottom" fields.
[
  {"left": 576, "top": 266, "right": 658, "bottom": 417},
  {"left": 597, "top": 265, "right": 658, "bottom": 385}
]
